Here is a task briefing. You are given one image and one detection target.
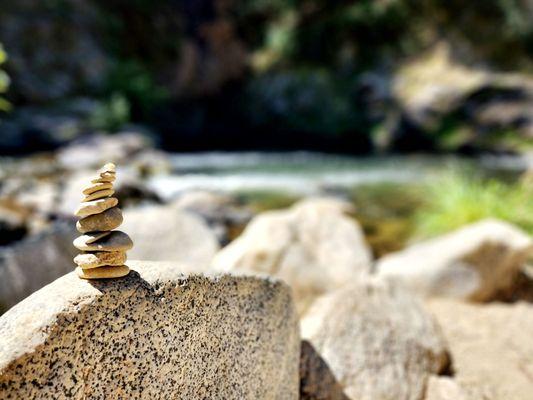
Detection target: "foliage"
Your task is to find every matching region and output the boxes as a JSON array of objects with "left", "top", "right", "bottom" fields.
[
  {"left": 235, "top": 190, "right": 299, "bottom": 212},
  {"left": 246, "top": 69, "right": 366, "bottom": 137},
  {"left": 103, "top": 61, "right": 168, "bottom": 121},
  {"left": 89, "top": 93, "right": 130, "bottom": 132},
  {"left": 349, "top": 182, "right": 423, "bottom": 257},
  {"left": 0, "top": 43, "right": 10, "bottom": 112},
  {"left": 415, "top": 168, "right": 533, "bottom": 237}
]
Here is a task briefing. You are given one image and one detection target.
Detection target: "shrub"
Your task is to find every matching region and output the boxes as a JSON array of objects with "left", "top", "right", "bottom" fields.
[
  {"left": 0, "top": 43, "right": 10, "bottom": 112},
  {"left": 415, "top": 168, "right": 533, "bottom": 237}
]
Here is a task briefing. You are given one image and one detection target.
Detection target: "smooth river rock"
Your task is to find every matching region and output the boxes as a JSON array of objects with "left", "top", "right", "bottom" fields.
[
  {"left": 377, "top": 219, "right": 533, "bottom": 301},
  {"left": 0, "top": 261, "right": 300, "bottom": 399},
  {"left": 427, "top": 299, "right": 533, "bottom": 400},
  {"left": 73, "top": 251, "right": 127, "bottom": 269},
  {"left": 212, "top": 198, "right": 373, "bottom": 314},
  {"left": 76, "top": 206, "right": 123, "bottom": 233},
  {"left": 73, "top": 230, "right": 133, "bottom": 252},
  {"left": 300, "top": 277, "right": 449, "bottom": 400},
  {"left": 75, "top": 264, "right": 130, "bottom": 279},
  {"left": 74, "top": 197, "right": 118, "bottom": 218},
  {"left": 121, "top": 205, "right": 220, "bottom": 271},
  {"left": 0, "top": 222, "right": 78, "bottom": 312}
]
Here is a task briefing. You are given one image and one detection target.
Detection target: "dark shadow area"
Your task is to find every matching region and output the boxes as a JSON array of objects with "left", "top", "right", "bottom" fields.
[
  {"left": 87, "top": 269, "right": 154, "bottom": 297},
  {"left": 300, "top": 340, "right": 350, "bottom": 400},
  {"left": 494, "top": 271, "right": 533, "bottom": 303}
]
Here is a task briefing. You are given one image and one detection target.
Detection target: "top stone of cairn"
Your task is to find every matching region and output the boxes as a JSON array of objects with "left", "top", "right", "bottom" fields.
[{"left": 73, "top": 163, "right": 133, "bottom": 279}]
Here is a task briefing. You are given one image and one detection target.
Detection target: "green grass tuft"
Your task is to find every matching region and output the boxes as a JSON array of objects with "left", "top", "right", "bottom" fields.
[{"left": 415, "top": 168, "right": 533, "bottom": 238}]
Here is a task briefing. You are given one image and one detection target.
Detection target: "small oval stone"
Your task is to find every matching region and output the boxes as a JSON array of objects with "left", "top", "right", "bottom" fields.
[
  {"left": 74, "top": 251, "right": 127, "bottom": 269},
  {"left": 76, "top": 265, "right": 130, "bottom": 279},
  {"left": 98, "top": 163, "right": 116, "bottom": 175},
  {"left": 73, "top": 231, "right": 133, "bottom": 252},
  {"left": 75, "top": 197, "right": 118, "bottom": 218},
  {"left": 83, "top": 182, "right": 113, "bottom": 195},
  {"left": 91, "top": 176, "right": 116, "bottom": 184},
  {"left": 83, "top": 189, "right": 115, "bottom": 202}
]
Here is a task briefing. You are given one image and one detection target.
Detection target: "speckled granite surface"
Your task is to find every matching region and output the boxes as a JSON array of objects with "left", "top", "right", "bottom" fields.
[{"left": 0, "top": 261, "right": 299, "bottom": 399}]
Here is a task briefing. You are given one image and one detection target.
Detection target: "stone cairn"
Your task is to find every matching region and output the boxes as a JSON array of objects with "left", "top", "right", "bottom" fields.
[{"left": 73, "top": 163, "right": 133, "bottom": 279}]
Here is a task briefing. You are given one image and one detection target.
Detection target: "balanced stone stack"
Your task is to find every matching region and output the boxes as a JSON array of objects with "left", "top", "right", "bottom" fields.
[{"left": 73, "top": 163, "right": 133, "bottom": 279}]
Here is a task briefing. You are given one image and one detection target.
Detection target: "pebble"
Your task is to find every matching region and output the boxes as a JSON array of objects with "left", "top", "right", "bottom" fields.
[
  {"left": 75, "top": 197, "right": 118, "bottom": 218},
  {"left": 73, "top": 231, "right": 133, "bottom": 252},
  {"left": 74, "top": 232, "right": 112, "bottom": 246},
  {"left": 98, "top": 163, "right": 116, "bottom": 174},
  {"left": 76, "top": 207, "right": 123, "bottom": 233},
  {"left": 74, "top": 251, "right": 127, "bottom": 269},
  {"left": 76, "top": 265, "right": 130, "bottom": 279},
  {"left": 83, "top": 189, "right": 115, "bottom": 202},
  {"left": 82, "top": 182, "right": 113, "bottom": 195},
  {"left": 91, "top": 175, "right": 116, "bottom": 184}
]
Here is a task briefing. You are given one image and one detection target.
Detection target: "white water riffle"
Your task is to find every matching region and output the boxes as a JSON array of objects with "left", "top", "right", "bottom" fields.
[{"left": 147, "top": 152, "right": 459, "bottom": 200}]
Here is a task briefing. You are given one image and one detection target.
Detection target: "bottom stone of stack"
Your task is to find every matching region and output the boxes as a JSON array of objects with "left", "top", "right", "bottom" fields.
[{"left": 76, "top": 265, "right": 130, "bottom": 279}]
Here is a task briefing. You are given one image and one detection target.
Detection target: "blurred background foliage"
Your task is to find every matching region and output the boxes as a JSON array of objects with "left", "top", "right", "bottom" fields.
[
  {"left": 0, "top": 43, "right": 10, "bottom": 112},
  {"left": 0, "top": 0, "right": 532, "bottom": 153}
]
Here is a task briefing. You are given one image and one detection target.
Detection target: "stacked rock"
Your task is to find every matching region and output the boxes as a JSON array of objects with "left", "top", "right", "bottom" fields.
[{"left": 73, "top": 163, "right": 133, "bottom": 279}]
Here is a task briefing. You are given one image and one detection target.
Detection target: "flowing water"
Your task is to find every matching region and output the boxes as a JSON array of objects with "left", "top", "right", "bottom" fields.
[{"left": 147, "top": 151, "right": 528, "bottom": 199}]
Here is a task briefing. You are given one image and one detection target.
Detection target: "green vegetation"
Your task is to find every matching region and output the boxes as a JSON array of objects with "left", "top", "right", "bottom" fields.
[
  {"left": 0, "top": 43, "right": 10, "bottom": 112},
  {"left": 89, "top": 93, "right": 131, "bottom": 132},
  {"left": 349, "top": 183, "right": 423, "bottom": 257},
  {"left": 235, "top": 169, "right": 532, "bottom": 257},
  {"left": 103, "top": 61, "right": 169, "bottom": 120},
  {"left": 415, "top": 168, "right": 533, "bottom": 237},
  {"left": 236, "top": 190, "right": 300, "bottom": 212}
]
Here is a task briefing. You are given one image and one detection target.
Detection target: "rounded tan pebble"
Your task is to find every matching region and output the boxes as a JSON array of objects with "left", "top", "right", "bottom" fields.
[
  {"left": 83, "top": 182, "right": 113, "bottom": 195},
  {"left": 74, "top": 251, "right": 127, "bottom": 269},
  {"left": 91, "top": 175, "right": 116, "bottom": 184},
  {"left": 83, "top": 189, "right": 115, "bottom": 202},
  {"left": 98, "top": 163, "right": 116, "bottom": 174},
  {"left": 75, "top": 197, "right": 118, "bottom": 218},
  {"left": 76, "top": 265, "right": 130, "bottom": 279},
  {"left": 73, "top": 231, "right": 133, "bottom": 252},
  {"left": 76, "top": 207, "right": 123, "bottom": 233}
]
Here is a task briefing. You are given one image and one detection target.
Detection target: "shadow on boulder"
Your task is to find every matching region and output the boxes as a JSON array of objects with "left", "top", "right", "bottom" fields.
[{"left": 300, "top": 340, "right": 350, "bottom": 400}]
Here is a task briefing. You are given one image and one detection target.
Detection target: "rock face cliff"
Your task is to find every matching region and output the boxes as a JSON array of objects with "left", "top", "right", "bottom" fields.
[{"left": 0, "top": 261, "right": 300, "bottom": 399}]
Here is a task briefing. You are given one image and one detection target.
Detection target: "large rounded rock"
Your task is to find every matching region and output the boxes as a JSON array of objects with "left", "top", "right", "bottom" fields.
[
  {"left": 121, "top": 205, "right": 220, "bottom": 271},
  {"left": 377, "top": 219, "right": 533, "bottom": 301},
  {"left": 424, "top": 377, "right": 470, "bottom": 400},
  {"left": 0, "top": 261, "right": 299, "bottom": 399},
  {"left": 427, "top": 299, "right": 533, "bottom": 400},
  {"left": 212, "top": 198, "right": 372, "bottom": 314},
  {"left": 173, "top": 190, "right": 253, "bottom": 245},
  {"left": 300, "top": 278, "right": 449, "bottom": 400},
  {"left": 0, "top": 221, "right": 78, "bottom": 312}
]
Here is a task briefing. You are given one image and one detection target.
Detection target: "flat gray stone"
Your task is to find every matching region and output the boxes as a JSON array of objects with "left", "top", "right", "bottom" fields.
[
  {"left": 0, "top": 261, "right": 299, "bottom": 399},
  {"left": 73, "top": 230, "right": 133, "bottom": 252}
]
